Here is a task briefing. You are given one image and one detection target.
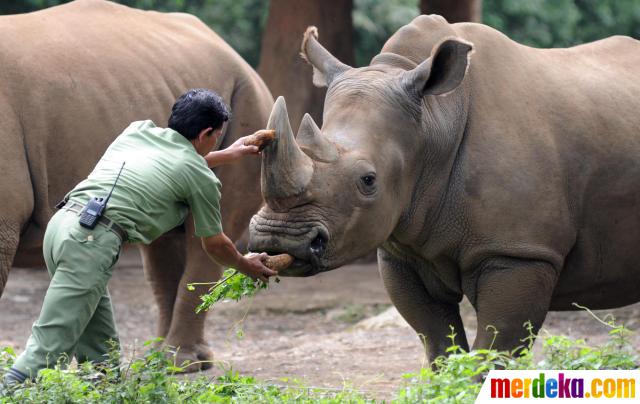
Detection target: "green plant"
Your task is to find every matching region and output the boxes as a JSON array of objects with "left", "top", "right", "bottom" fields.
[
  {"left": 1, "top": 308, "right": 637, "bottom": 403},
  {"left": 397, "top": 316, "right": 638, "bottom": 403},
  {"left": 0, "top": 347, "right": 15, "bottom": 370},
  {"left": 187, "top": 268, "right": 279, "bottom": 313},
  {"left": 537, "top": 304, "right": 639, "bottom": 370}
]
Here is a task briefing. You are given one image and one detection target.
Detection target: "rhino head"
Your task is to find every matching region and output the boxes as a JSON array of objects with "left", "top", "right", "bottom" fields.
[{"left": 249, "top": 27, "right": 474, "bottom": 276}]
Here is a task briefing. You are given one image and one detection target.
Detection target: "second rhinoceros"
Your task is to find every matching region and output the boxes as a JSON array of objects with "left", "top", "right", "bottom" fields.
[
  {"left": 249, "top": 15, "right": 640, "bottom": 362},
  {"left": 1, "top": 0, "right": 273, "bottom": 371}
]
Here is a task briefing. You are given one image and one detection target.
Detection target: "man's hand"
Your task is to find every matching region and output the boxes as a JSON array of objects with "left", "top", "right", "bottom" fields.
[
  {"left": 202, "top": 234, "right": 277, "bottom": 282},
  {"left": 204, "top": 130, "right": 272, "bottom": 168},
  {"left": 237, "top": 252, "right": 277, "bottom": 283},
  {"left": 241, "top": 129, "right": 276, "bottom": 151},
  {"left": 227, "top": 136, "right": 260, "bottom": 158}
]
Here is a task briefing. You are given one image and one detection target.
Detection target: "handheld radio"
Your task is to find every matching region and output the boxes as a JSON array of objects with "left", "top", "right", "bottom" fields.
[{"left": 79, "top": 161, "right": 126, "bottom": 229}]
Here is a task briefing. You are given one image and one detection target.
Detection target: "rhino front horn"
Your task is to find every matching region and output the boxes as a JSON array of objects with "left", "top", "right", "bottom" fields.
[
  {"left": 297, "top": 114, "right": 338, "bottom": 162},
  {"left": 261, "top": 96, "right": 314, "bottom": 207}
]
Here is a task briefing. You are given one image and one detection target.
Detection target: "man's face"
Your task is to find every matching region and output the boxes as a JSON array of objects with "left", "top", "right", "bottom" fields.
[
  {"left": 205, "top": 127, "right": 223, "bottom": 151},
  {"left": 194, "top": 127, "right": 222, "bottom": 156}
]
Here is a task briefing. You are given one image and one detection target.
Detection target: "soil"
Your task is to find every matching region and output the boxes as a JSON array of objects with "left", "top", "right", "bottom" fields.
[{"left": 2, "top": 247, "right": 639, "bottom": 399}]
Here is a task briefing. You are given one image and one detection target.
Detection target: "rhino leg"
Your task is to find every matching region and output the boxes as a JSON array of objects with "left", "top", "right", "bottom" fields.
[
  {"left": 139, "top": 227, "right": 186, "bottom": 338},
  {"left": 163, "top": 156, "right": 262, "bottom": 372},
  {"left": 471, "top": 258, "right": 556, "bottom": 353},
  {"left": 162, "top": 83, "right": 268, "bottom": 372},
  {"left": 162, "top": 217, "right": 221, "bottom": 372},
  {"left": 0, "top": 112, "right": 33, "bottom": 297},
  {"left": 378, "top": 249, "right": 469, "bottom": 365},
  {"left": 0, "top": 220, "right": 20, "bottom": 296}
]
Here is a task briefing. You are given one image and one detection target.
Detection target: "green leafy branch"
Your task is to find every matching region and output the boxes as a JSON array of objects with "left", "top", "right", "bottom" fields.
[{"left": 187, "top": 268, "right": 279, "bottom": 313}]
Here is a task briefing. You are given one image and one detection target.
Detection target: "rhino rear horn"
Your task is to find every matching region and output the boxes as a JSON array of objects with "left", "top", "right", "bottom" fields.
[
  {"left": 300, "top": 26, "right": 352, "bottom": 88},
  {"left": 261, "top": 97, "right": 314, "bottom": 206},
  {"left": 297, "top": 114, "right": 338, "bottom": 162}
]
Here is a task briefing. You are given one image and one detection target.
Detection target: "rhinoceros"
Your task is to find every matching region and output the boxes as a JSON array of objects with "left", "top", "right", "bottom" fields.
[
  {"left": 249, "top": 15, "right": 640, "bottom": 362},
  {"left": 0, "top": 0, "right": 272, "bottom": 370}
]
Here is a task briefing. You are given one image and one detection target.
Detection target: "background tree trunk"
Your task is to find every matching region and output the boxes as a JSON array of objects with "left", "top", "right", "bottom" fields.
[
  {"left": 258, "top": 0, "right": 354, "bottom": 131},
  {"left": 419, "top": 0, "right": 482, "bottom": 23}
]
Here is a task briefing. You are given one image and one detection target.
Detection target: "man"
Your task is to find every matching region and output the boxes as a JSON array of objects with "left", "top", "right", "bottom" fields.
[{"left": 3, "top": 88, "right": 276, "bottom": 385}]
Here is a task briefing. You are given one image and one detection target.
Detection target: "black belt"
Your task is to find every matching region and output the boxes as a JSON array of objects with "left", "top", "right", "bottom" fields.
[{"left": 59, "top": 200, "right": 127, "bottom": 242}]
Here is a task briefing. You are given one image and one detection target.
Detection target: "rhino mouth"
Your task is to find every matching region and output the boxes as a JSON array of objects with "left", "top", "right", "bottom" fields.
[
  {"left": 248, "top": 213, "right": 330, "bottom": 277},
  {"left": 280, "top": 258, "right": 322, "bottom": 277},
  {"left": 251, "top": 238, "right": 329, "bottom": 277},
  {"left": 281, "top": 236, "right": 327, "bottom": 277}
]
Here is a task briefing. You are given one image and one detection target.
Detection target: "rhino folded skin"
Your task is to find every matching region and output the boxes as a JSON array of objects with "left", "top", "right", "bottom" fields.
[
  {"left": 263, "top": 253, "right": 294, "bottom": 271},
  {"left": 243, "top": 129, "right": 276, "bottom": 151}
]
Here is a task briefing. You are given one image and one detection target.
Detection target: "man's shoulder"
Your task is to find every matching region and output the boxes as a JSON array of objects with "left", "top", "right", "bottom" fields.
[
  {"left": 116, "top": 120, "right": 192, "bottom": 152},
  {"left": 121, "top": 120, "right": 169, "bottom": 136}
]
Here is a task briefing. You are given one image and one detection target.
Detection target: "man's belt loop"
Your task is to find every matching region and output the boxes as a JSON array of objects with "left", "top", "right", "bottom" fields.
[{"left": 58, "top": 200, "right": 127, "bottom": 242}]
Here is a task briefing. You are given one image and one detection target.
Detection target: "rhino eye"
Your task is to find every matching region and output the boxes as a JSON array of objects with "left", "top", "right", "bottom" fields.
[
  {"left": 361, "top": 174, "right": 376, "bottom": 187},
  {"left": 358, "top": 173, "right": 377, "bottom": 195}
]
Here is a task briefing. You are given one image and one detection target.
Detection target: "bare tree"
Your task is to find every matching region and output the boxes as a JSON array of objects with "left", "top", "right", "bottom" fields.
[
  {"left": 258, "top": 0, "right": 354, "bottom": 130},
  {"left": 419, "top": 0, "right": 482, "bottom": 23}
]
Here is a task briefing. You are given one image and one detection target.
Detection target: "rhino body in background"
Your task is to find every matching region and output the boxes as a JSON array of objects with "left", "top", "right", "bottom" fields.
[
  {"left": 249, "top": 15, "right": 640, "bottom": 361},
  {"left": 0, "top": 0, "right": 272, "bottom": 370}
]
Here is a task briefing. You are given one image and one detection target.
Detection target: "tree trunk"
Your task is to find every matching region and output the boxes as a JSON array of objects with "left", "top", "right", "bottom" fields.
[
  {"left": 258, "top": 0, "right": 354, "bottom": 131},
  {"left": 419, "top": 0, "right": 482, "bottom": 23}
]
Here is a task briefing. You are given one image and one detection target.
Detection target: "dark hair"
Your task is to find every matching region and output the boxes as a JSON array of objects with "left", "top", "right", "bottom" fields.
[{"left": 168, "top": 88, "right": 231, "bottom": 140}]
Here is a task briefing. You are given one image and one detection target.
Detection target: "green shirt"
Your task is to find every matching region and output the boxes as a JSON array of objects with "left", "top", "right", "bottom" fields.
[{"left": 68, "top": 120, "right": 223, "bottom": 244}]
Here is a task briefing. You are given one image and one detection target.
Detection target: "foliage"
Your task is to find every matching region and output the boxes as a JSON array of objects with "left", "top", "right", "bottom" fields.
[
  {"left": 353, "top": 0, "right": 640, "bottom": 65},
  {"left": 484, "top": 0, "right": 640, "bottom": 48},
  {"left": 187, "top": 268, "right": 278, "bottom": 313},
  {"left": 353, "top": 0, "right": 419, "bottom": 66},
  {"left": 397, "top": 319, "right": 639, "bottom": 403},
  {"left": 0, "top": 341, "right": 371, "bottom": 403},
  {"left": 0, "top": 0, "right": 268, "bottom": 67},
  {"left": 1, "top": 314, "right": 638, "bottom": 403},
  {"left": 3, "top": 1, "right": 639, "bottom": 68},
  {"left": 537, "top": 305, "right": 639, "bottom": 370}
]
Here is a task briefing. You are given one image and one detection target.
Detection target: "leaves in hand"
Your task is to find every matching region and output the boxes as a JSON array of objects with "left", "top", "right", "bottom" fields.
[{"left": 188, "top": 268, "right": 277, "bottom": 313}]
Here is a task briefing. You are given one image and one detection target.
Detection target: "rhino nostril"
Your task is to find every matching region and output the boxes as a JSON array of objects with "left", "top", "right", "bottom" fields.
[{"left": 309, "top": 234, "right": 326, "bottom": 256}]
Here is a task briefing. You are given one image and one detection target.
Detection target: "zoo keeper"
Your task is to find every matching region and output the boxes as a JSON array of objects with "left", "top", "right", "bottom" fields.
[{"left": 4, "top": 88, "right": 277, "bottom": 386}]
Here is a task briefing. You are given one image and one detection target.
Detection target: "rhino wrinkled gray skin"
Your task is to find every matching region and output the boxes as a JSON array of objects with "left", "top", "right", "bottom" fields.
[{"left": 249, "top": 15, "right": 640, "bottom": 363}]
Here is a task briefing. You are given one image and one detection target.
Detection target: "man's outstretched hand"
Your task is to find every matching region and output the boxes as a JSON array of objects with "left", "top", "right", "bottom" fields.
[
  {"left": 205, "top": 129, "right": 275, "bottom": 168},
  {"left": 237, "top": 252, "right": 277, "bottom": 283},
  {"left": 241, "top": 129, "right": 276, "bottom": 151},
  {"left": 227, "top": 136, "right": 260, "bottom": 158}
]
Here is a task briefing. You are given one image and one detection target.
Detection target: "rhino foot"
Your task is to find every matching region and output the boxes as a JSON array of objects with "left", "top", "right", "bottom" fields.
[{"left": 169, "top": 342, "right": 214, "bottom": 373}]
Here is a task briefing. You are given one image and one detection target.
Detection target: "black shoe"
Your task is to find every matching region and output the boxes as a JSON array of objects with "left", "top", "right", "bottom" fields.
[
  {"left": 3, "top": 367, "right": 27, "bottom": 386},
  {"left": 1, "top": 368, "right": 27, "bottom": 397}
]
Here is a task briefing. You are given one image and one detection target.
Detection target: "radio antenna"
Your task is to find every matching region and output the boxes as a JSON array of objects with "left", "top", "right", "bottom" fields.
[{"left": 104, "top": 161, "right": 126, "bottom": 204}]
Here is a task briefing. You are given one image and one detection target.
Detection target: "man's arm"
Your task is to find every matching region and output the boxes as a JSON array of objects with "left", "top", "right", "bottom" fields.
[
  {"left": 201, "top": 233, "right": 276, "bottom": 282},
  {"left": 204, "top": 137, "right": 259, "bottom": 168}
]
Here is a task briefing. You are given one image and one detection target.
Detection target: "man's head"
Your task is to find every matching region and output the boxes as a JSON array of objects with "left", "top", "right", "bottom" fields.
[{"left": 169, "top": 88, "right": 231, "bottom": 155}]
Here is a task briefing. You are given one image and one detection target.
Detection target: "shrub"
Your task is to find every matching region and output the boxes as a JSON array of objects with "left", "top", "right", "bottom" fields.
[{"left": 1, "top": 316, "right": 637, "bottom": 403}]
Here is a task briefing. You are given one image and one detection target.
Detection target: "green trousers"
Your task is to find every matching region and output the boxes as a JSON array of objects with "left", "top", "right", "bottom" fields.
[{"left": 13, "top": 209, "right": 123, "bottom": 378}]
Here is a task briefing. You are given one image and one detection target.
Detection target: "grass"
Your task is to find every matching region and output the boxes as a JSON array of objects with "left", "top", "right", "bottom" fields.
[{"left": 1, "top": 315, "right": 637, "bottom": 403}]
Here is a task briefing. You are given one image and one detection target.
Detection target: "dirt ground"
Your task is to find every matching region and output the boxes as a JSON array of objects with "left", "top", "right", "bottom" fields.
[{"left": 2, "top": 247, "right": 639, "bottom": 399}]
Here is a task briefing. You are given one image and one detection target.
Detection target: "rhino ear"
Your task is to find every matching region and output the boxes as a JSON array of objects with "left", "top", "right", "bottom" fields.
[
  {"left": 300, "top": 26, "right": 352, "bottom": 88},
  {"left": 402, "top": 37, "right": 474, "bottom": 96}
]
